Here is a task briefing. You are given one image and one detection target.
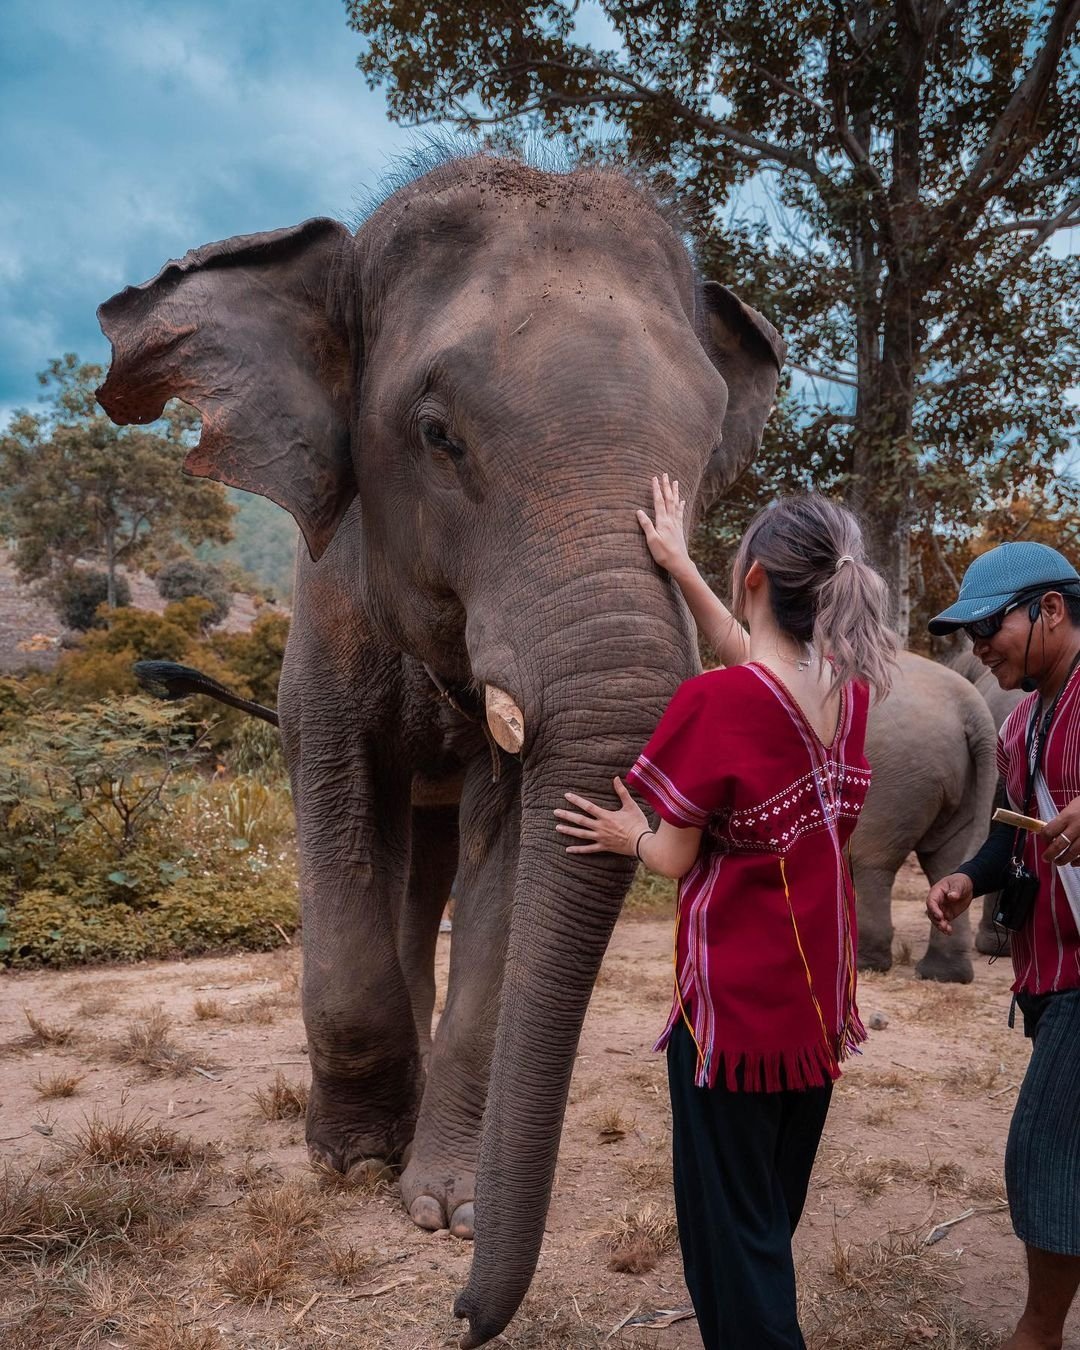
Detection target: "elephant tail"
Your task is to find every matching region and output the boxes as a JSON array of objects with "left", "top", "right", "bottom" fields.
[{"left": 133, "top": 660, "right": 280, "bottom": 727}]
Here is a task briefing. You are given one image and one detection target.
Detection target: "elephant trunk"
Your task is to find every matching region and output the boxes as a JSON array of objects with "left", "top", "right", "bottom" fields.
[{"left": 454, "top": 623, "right": 692, "bottom": 1346}]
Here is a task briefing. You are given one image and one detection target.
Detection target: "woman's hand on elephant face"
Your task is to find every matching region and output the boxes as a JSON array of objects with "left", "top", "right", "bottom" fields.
[
  {"left": 554, "top": 777, "right": 648, "bottom": 857},
  {"left": 1040, "top": 797, "right": 1080, "bottom": 867},
  {"left": 637, "top": 473, "right": 694, "bottom": 582},
  {"left": 925, "top": 873, "right": 975, "bottom": 936}
]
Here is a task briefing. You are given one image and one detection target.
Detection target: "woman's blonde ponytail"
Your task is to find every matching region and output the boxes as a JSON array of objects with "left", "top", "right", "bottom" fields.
[{"left": 732, "top": 494, "right": 896, "bottom": 699}]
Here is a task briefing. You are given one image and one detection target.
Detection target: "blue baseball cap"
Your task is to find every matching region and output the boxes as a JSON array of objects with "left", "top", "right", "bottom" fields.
[{"left": 928, "top": 542, "right": 1080, "bottom": 635}]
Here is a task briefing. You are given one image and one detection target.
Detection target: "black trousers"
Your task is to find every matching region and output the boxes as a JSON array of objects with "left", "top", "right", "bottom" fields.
[{"left": 667, "top": 1020, "right": 832, "bottom": 1350}]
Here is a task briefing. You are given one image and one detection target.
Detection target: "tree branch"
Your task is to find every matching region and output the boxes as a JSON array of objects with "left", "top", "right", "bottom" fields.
[
  {"left": 789, "top": 360, "right": 859, "bottom": 388},
  {"left": 464, "top": 56, "right": 836, "bottom": 187},
  {"left": 939, "top": 0, "right": 1080, "bottom": 233},
  {"left": 980, "top": 213, "right": 1080, "bottom": 236}
]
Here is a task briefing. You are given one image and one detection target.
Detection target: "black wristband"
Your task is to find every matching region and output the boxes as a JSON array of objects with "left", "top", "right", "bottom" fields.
[{"left": 635, "top": 829, "right": 654, "bottom": 863}]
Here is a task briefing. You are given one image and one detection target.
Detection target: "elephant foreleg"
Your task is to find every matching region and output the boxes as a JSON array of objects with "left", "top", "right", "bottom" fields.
[
  {"left": 976, "top": 891, "right": 1011, "bottom": 957},
  {"left": 400, "top": 754, "right": 521, "bottom": 1240},
  {"left": 292, "top": 732, "right": 420, "bottom": 1177},
  {"left": 914, "top": 842, "right": 975, "bottom": 984},
  {"left": 854, "top": 863, "right": 898, "bottom": 973},
  {"left": 399, "top": 799, "right": 460, "bottom": 1064}
]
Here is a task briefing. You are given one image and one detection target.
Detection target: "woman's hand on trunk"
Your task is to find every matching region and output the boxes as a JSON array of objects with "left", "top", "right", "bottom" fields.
[
  {"left": 637, "top": 473, "right": 694, "bottom": 581},
  {"left": 554, "top": 777, "right": 647, "bottom": 857}
]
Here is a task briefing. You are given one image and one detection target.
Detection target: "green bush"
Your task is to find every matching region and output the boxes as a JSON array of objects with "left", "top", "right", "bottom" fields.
[
  {"left": 0, "top": 878, "right": 297, "bottom": 968},
  {"left": 54, "top": 568, "right": 132, "bottom": 630},
  {"left": 0, "top": 695, "right": 298, "bottom": 968},
  {"left": 156, "top": 558, "right": 232, "bottom": 628}
]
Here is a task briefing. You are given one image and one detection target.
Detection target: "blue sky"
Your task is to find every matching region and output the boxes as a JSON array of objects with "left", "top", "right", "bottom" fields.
[{"left": 0, "top": 0, "right": 428, "bottom": 422}]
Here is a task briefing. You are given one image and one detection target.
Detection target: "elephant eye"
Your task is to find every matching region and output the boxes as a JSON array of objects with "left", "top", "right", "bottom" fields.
[{"left": 419, "top": 417, "right": 465, "bottom": 461}]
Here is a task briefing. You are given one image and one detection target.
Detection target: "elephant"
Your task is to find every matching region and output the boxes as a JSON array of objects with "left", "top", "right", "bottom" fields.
[
  {"left": 851, "top": 649, "right": 999, "bottom": 982},
  {"left": 935, "top": 635, "right": 1025, "bottom": 956},
  {"left": 95, "top": 148, "right": 785, "bottom": 1348}
]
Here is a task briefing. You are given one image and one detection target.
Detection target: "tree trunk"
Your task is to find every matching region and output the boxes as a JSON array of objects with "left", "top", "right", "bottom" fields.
[{"left": 105, "top": 528, "right": 118, "bottom": 608}]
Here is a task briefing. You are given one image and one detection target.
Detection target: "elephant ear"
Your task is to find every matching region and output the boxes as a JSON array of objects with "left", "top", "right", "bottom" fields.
[
  {"left": 698, "top": 280, "right": 787, "bottom": 512},
  {"left": 96, "top": 217, "right": 355, "bottom": 561}
]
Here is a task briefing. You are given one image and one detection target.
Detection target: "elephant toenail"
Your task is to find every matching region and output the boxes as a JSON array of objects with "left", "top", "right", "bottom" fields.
[
  {"left": 410, "top": 1195, "right": 446, "bottom": 1230},
  {"left": 449, "top": 1201, "right": 475, "bottom": 1240}
]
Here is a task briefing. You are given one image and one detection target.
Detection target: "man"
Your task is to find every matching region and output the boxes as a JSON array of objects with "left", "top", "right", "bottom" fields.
[{"left": 926, "top": 541, "right": 1080, "bottom": 1350}]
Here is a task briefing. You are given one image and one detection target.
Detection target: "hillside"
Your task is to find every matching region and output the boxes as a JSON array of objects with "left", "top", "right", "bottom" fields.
[{"left": 0, "top": 547, "right": 287, "bottom": 675}]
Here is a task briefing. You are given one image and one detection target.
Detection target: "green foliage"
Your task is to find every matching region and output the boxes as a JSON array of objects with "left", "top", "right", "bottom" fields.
[
  {"left": 200, "top": 488, "right": 298, "bottom": 604},
  {"left": 346, "top": 1, "right": 1080, "bottom": 634},
  {"left": 53, "top": 567, "right": 133, "bottom": 631},
  {"left": 227, "top": 717, "right": 288, "bottom": 783},
  {"left": 0, "top": 355, "right": 235, "bottom": 607},
  {"left": 44, "top": 601, "right": 262, "bottom": 743},
  {"left": 210, "top": 611, "right": 289, "bottom": 707},
  {"left": 155, "top": 558, "right": 232, "bottom": 628},
  {"left": 0, "top": 696, "right": 298, "bottom": 968}
]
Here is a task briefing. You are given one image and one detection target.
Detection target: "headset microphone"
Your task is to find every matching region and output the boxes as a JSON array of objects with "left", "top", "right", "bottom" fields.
[{"left": 1019, "top": 596, "right": 1044, "bottom": 692}]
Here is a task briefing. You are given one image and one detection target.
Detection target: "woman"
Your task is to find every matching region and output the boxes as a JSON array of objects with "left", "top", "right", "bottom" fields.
[{"left": 554, "top": 475, "right": 895, "bottom": 1349}]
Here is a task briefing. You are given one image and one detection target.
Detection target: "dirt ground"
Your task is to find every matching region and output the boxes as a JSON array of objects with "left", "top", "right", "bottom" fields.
[{"left": 2, "top": 860, "right": 1078, "bottom": 1350}]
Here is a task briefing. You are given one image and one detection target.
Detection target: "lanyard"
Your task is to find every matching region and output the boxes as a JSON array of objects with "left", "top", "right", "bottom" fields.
[{"left": 1017, "top": 652, "right": 1080, "bottom": 853}]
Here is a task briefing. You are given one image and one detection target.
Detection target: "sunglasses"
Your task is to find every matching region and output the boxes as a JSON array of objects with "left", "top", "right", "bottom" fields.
[{"left": 962, "top": 595, "right": 1037, "bottom": 642}]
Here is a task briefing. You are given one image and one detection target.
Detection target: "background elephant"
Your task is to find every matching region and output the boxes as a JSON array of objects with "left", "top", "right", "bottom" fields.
[
  {"left": 852, "top": 649, "right": 998, "bottom": 982},
  {"left": 95, "top": 149, "right": 785, "bottom": 1348}
]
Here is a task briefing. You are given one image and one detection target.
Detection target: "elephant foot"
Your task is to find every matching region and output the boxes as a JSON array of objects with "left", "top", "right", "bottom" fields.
[
  {"left": 401, "top": 1153, "right": 476, "bottom": 1239},
  {"left": 857, "top": 947, "right": 893, "bottom": 974},
  {"left": 305, "top": 1077, "right": 416, "bottom": 1178},
  {"left": 975, "top": 924, "right": 1011, "bottom": 957},
  {"left": 914, "top": 950, "right": 974, "bottom": 984}
]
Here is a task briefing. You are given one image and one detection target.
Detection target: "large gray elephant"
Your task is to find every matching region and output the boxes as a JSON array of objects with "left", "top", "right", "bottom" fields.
[
  {"left": 95, "top": 150, "right": 785, "bottom": 1348},
  {"left": 851, "top": 649, "right": 999, "bottom": 982}
]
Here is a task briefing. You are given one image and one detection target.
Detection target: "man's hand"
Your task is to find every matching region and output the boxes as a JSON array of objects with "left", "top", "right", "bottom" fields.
[
  {"left": 1041, "top": 797, "right": 1080, "bottom": 866},
  {"left": 926, "top": 873, "right": 975, "bottom": 936}
]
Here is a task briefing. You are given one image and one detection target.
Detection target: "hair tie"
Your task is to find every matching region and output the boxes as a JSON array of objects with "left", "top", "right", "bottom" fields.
[{"left": 835, "top": 555, "right": 855, "bottom": 572}]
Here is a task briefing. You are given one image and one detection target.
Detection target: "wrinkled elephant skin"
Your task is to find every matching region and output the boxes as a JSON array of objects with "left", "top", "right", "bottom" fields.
[
  {"left": 95, "top": 154, "right": 786, "bottom": 1346},
  {"left": 853, "top": 650, "right": 998, "bottom": 982}
]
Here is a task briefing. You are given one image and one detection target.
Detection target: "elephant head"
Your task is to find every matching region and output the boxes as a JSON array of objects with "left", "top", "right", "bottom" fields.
[{"left": 96, "top": 152, "right": 785, "bottom": 1346}]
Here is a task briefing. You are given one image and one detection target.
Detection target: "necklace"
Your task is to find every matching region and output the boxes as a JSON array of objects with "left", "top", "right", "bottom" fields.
[{"left": 772, "top": 643, "right": 816, "bottom": 673}]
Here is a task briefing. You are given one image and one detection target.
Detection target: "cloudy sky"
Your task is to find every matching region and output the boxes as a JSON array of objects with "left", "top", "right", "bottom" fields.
[{"left": 0, "top": 0, "right": 443, "bottom": 422}]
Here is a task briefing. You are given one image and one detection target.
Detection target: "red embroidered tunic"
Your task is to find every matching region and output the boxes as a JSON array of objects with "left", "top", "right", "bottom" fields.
[
  {"left": 998, "top": 666, "right": 1080, "bottom": 995},
  {"left": 626, "top": 663, "right": 872, "bottom": 1093}
]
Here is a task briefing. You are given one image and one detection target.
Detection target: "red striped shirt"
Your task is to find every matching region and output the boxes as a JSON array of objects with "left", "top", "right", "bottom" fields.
[
  {"left": 998, "top": 666, "right": 1080, "bottom": 994},
  {"left": 627, "top": 664, "right": 871, "bottom": 1092}
]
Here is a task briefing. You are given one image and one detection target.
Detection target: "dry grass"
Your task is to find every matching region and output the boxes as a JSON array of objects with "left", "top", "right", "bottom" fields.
[
  {"left": 250, "top": 1071, "right": 308, "bottom": 1121},
  {"left": 619, "top": 1156, "right": 669, "bottom": 1190},
  {"left": 604, "top": 1202, "right": 679, "bottom": 1274},
  {"left": 800, "top": 1230, "right": 999, "bottom": 1349},
  {"left": 32, "top": 1069, "right": 83, "bottom": 1098},
  {"left": 59, "top": 1110, "right": 217, "bottom": 1171},
  {"left": 130, "top": 1316, "right": 229, "bottom": 1350},
  {"left": 216, "top": 1237, "right": 297, "bottom": 1303},
  {"left": 0, "top": 1163, "right": 171, "bottom": 1259},
  {"left": 241, "top": 1178, "right": 324, "bottom": 1241},
  {"left": 892, "top": 937, "right": 914, "bottom": 966},
  {"left": 860, "top": 1101, "right": 897, "bottom": 1127},
  {"left": 940, "top": 1061, "right": 1003, "bottom": 1094},
  {"left": 111, "top": 1006, "right": 197, "bottom": 1076},
  {"left": 310, "top": 1157, "right": 395, "bottom": 1194},
  {"left": 840, "top": 1154, "right": 969, "bottom": 1200},
  {"left": 23, "top": 1007, "right": 74, "bottom": 1046},
  {"left": 314, "top": 1238, "right": 379, "bottom": 1285},
  {"left": 192, "top": 997, "right": 223, "bottom": 1021},
  {"left": 594, "top": 1105, "right": 632, "bottom": 1144}
]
